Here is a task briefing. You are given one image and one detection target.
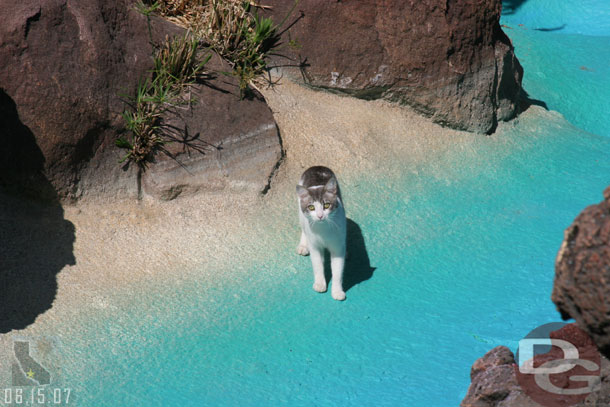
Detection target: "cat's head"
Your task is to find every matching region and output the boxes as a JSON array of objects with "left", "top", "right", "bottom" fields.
[{"left": 296, "top": 177, "right": 340, "bottom": 222}]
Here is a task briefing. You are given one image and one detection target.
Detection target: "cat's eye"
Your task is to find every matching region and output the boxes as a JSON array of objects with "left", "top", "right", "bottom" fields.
[
  {"left": 307, "top": 205, "right": 315, "bottom": 211},
  {"left": 323, "top": 203, "right": 331, "bottom": 209}
]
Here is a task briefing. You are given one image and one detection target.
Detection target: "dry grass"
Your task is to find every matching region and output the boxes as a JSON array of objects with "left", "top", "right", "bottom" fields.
[
  {"left": 202, "top": 0, "right": 251, "bottom": 56},
  {"left": 154, "top": 33, "right": 209, "bottom": 94},
  {"left": 148, "top": 0, "right": 207, "bottom": 31},
  {"left": 144, "top": 0, "right": 285, "bottom": 96},
  {"left": 120, "top": 0, "right": 287, "bottom": 167}
]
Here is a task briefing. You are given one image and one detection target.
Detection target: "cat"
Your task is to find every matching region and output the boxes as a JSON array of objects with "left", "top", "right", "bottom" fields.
[{"left": 296, "top": 166, "right": 347, "bottom": 301}]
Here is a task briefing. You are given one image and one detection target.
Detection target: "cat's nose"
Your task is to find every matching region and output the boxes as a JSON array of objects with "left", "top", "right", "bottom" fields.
[{"left": 317, "top": 213, "right": 324, "bottom": 219}]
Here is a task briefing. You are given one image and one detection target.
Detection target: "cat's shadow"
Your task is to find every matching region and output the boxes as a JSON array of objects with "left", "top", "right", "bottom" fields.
[{"left": 324, "top": 218, "right": 375, "bottom": 292}]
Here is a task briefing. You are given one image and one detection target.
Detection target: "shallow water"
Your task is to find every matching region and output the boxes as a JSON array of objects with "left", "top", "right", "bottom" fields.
[
  {"left": 40, "top": 107, "right": 608, "bottom": 407},
  {"left": 502, "top": 0, "right": 610, "bottom": 138},
  {"left": 8, "top": 2, "right": 610, "bottom": 406}
]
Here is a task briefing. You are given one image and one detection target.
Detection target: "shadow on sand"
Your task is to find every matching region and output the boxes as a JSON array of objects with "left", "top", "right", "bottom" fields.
[
  {"left": 324, "top": 218, "right": 375, "bottom": 293},
  {"left": 0, "top": 89, "right": 76, "bottom": 334},
  {"left": 519, "top": 88, "right": 549, "bottom": 113}
]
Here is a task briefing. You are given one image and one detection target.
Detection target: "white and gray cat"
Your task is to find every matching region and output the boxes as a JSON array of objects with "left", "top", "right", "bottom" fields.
[{"left": 296, "top": 166, "right": 347, "bottom": 301}]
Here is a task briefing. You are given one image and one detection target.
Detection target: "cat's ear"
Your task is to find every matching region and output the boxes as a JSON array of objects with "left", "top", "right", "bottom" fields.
[
  {"left": 324, "top": 177, "right": 337, "bottom": 194},
  {"left": 296, "top": 185, "right": 309, "bottom": 199}
]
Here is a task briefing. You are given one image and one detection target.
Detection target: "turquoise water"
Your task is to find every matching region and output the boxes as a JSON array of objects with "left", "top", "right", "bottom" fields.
[
  {"left": 502, "top": 0, "right": 610, "bottom": 138},
  {"left": 20, "top": 2, "right": 610, "bottom": 406},
  {"left": 53, "top": 111, "right": 609, "bottom": 406}
]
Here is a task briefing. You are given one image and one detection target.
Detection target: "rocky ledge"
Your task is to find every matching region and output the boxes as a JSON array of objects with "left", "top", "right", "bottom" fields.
[
  {"left": 265, "top": 0, "right": 523, "bottom": 134},
  {"left": 1, "top": 0, "right": 522, "bottom": 202}
]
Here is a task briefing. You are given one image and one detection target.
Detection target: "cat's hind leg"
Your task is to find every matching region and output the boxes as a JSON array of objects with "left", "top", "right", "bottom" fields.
[{"left": 296, "top": 231, "right": 310, "bottom": 256}]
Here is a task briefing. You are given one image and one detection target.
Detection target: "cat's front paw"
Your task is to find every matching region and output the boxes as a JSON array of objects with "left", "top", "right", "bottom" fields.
[
  {"left": 332, "top": 290, "right": 346, "bottom": 301},
  {"left": 296, "top": 245, "right": 310, "bottom": 256},
  {"left": 313, "top": 281, "right": 327, "bottom": 293}
]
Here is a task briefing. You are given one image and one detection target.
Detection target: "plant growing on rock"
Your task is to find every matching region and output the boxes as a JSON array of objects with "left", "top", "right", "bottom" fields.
[
  {"left": 120, "top": 0, "right": 295, "bottom": 168},
  {"left": 135, "top": 0, "right": 162, "bottom": 17},
  {"left": 200, "top": 0, "right": 296, "bottom": 96},
  {"left": 154, "top": 33, "right": 211, "bottom": 95},
  {"left": 229, "top": 10, "right": 279, "bottom": 94},
  {"left": 117, "top": 79, "right": 167, "bottom": 167},
  {"left": 144, "top": 0, "right": 297, "bottom": 97},
  {"left": 117, "top": 33, "right": 209, "bottom": 168}
]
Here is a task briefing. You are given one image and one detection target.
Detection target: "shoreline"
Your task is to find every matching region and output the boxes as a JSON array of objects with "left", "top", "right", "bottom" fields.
[
  {"left": 3, "top": 78, "right": 608, "bottom": 406},
  {"left": 3, "top": 78, "right": 553, "bottom": 336}
]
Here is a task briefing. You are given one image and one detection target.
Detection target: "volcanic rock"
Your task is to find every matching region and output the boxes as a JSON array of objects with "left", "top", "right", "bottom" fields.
[
  {"left": 0, "top": 0, "right": 282, "bottom": 201},
  {"left": 264, "top": 0, "right": 523, "bottom": 134},
  {"left": 552, "top": 187, "right": 610, "bottom": 359}
]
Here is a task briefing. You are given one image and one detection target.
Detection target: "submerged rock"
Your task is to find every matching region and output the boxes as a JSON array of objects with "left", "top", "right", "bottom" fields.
[
  {"left": 265, "top": 0, "right": 523, "bottom": 134},
  {"left": 552, "top": 187, "right": 610, "bottom": 359}
]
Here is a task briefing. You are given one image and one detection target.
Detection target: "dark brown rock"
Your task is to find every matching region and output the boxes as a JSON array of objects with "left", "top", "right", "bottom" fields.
[
  {"left": 139, "top": 56, "right": 283, "bottom": 200},
  {"left": 0, "top": 0, "right": 282, "bottom": 201},
  {"left": 0, "top": 0, "right": 154, "bottom": 199},
  {"left": 461, "top": 346, "right": 539, "bottom": 407},
  {"left": 514, "top": 323, "right": 602, "bottom": 407},
  {"left": 462, "top": 324, "right": 610, "bottom": 407},
  {"left": 552, "top": 186, "right": 610, "bottom": 359},
  {"left": 265, "top": 0, "right": 523, "bottom": 134}
]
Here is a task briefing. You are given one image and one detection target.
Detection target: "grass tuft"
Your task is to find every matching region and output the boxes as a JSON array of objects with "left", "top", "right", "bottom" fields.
[
  {"left": 121, "top": 0, "right": 295, "bottom": 168},
  {"left": 154, "top": 33, "right": 211, "bottom": 93},
  {"left": 117, "top": 33, "right": 210, "bottom": 168},
  {"left": 144, "top": 0, "right": 296, "bottom": 98}
]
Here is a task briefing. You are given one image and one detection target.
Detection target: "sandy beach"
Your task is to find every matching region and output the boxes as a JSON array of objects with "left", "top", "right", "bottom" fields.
[{"left": 2, "top": 77, "right": 516, "bottom": 345}]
